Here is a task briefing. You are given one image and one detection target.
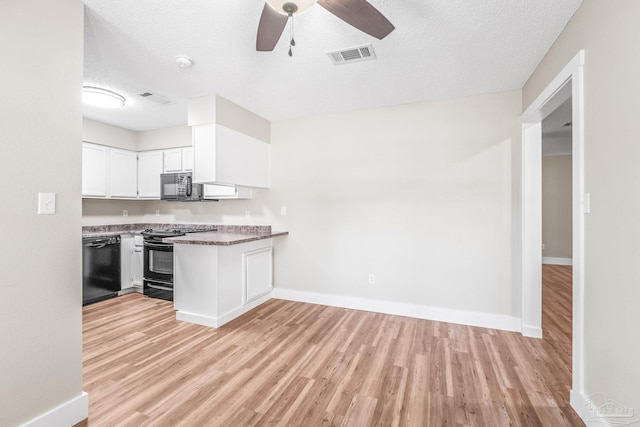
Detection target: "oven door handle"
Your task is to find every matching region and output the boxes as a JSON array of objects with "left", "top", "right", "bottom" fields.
[
  {"left": 147, "top": 283, "right": 173, "bottom": 291},
  {"left": 144, "top": 242, "right": 173, "bottom": 250}
]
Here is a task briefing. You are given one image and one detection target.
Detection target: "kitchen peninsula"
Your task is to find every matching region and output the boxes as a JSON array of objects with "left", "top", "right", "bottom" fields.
[
  {"left": 81, "top": 223, "right": 287, "bottom": 327},
  {"left": 166, "top": 226, "right": 288, "bottom": 328}
]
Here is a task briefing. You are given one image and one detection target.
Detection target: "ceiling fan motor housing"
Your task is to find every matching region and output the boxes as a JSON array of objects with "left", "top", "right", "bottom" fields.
[{"left": 267, "top": 0, "right": 315, "bottom": 15}]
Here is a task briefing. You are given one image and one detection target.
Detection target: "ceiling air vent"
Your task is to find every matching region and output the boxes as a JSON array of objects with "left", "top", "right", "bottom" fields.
[
  {"left": 138, "top": 91, "right": 174, "bottom": 105},
  {"left": 327, "top": 44, "right": 376, "bottom": 65}
]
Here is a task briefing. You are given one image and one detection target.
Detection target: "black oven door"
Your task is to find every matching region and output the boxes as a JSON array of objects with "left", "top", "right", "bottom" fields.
[{"left": 143, "top": 241, "right": 173, "bottom": 284}]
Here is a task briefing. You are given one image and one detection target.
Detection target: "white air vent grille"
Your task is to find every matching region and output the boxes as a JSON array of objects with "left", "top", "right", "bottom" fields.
[
  {"left": 138, "top": 91, "right": 174, "bottom": 105},
  {"left": 327, "top": 44, "right": 376, "bottom": 65}
]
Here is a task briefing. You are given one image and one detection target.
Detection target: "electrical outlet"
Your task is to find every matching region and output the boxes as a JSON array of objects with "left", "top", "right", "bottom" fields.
[
  {"left": 245, "top": 210, "right": 251, "bottom": 219},
  {"left": 542, "top": 243, "right": 545, "bottom": 250},
  {"left": 155, "top": 210, "right": 160, "bottom": 217},
  {"left": 368, "top": 274, "right": 375, "bottom": 285},
  {"left": 281, "top": 206, "right": 287, "bottom": 216},
  {"left": 123, "top": 210, "right": 128, "bottom": 217}
]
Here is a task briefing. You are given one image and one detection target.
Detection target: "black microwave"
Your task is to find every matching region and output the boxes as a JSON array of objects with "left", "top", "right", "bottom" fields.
[{"left": 160, "top": 172, "right": 204, "bottom": 201}]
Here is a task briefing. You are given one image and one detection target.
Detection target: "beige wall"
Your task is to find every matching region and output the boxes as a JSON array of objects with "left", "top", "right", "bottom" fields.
[
  {"left": 87, "top": 90, "right": 522, "bottom": 320},
  {"left": 0, "top": 1, "right": 84, "bottom": 426},
  {"left": 83, "top": 118, "right": 137, "bottom": 150},
  {"left": 542, "top": 155, "right": 572, "bottom": 259},
  {"left": 269, "top": 90, "right": 521, "bottom": 316},
  {"left": 137, "top": 125, "right": 191, "bottom": 151},
  {"left": 523, "top": 0, "right": 640, "bottom": 414}
]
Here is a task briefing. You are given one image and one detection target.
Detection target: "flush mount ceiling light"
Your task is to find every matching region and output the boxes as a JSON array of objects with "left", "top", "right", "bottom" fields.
[{"left": 82, "top": 86, "right": 125, "bottom": 108}]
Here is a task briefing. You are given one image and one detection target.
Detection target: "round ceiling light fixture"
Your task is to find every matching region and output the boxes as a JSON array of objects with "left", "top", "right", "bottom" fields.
[
  {"left": 82, "top": 86, "right": 125, "bottom": 108},
  {"left": 266, "top": 0, "right": 316, "bottom": 15},
  {"left": 175, "top": 55, "right": 194, "bottom": 68}
]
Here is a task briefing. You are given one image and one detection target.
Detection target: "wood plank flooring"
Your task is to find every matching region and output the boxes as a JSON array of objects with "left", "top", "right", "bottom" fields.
[{"left": 82, "top": 265, "right": 583, "bottom": 426}]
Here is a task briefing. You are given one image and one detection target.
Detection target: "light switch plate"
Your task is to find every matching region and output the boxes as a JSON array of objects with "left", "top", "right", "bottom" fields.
[{"left": 38, "top": 192, "right": 56, "bottom": 215}]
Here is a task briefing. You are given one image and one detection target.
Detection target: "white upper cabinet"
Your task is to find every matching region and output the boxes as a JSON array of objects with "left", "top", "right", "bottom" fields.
[
  {"left": 203, "top": 184, "right": 252, "bottom": 200},
  {"left": 163, "top": 149, "right": 182, "bottom": 173},
  {"left": 110, "top": 148, "right": 138, "bottom": 198},
  {"left": 163, "top": 147, "right": 193, "bottom": 173},
  {"left": 137, "top": 150, "right": 164, "bottom": 199},
  {"left": 192, "top": 124, "right": 270, "bottom": 188},
  {"left": 82, "top": 143, "right": 108, "bottom": 197},
  {"left": 182, "top": 147, "right": 193, "bottom": 171},
  {"left": 82, "top": 143, "right": 137, "bottom": 199}
]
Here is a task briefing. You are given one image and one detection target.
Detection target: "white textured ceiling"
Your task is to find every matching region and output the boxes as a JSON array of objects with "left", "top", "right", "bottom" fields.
[{"left": 82, "top": 0, "right": 583, "bottom": 131}]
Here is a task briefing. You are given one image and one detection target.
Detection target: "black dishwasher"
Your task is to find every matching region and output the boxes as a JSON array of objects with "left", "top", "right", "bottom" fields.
[{"left": 82, "top": 235, "right": 121, "bottom": 306}]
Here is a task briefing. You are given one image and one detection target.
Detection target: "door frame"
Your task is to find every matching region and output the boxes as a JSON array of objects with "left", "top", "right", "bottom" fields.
[{"left": 521, "top": 50, "right": 585, "bottom": 397}]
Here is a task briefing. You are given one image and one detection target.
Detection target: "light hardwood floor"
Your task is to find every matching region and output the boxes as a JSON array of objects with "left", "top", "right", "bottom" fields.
[{"left": 81, "top": 265, "right": 583, "bottom": 426}]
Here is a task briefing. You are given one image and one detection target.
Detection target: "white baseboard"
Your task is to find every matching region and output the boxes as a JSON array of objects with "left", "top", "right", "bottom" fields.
[
  {"left": 272, "top": 288, "right": 521, "bottom": 332},
  {"left": 570, "top": 389, "right": 639, "bottom": 427},
  {"left": 21, "top": 392, "right": 88, "bottom": 427},
  {"left": 571, "top": 390, "right": 593, "bottom": 426},
  {"left": 176, "top": 292, "right": 272, "bottom": 328},
  {"left": 542, "top": 257, "right": 573, "bottom": 265},
  {"left": 521, "top": 324, "right": 543, "bottom": 339}
]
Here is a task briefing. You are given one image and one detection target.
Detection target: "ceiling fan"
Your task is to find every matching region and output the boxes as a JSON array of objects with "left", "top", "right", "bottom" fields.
[{"left": 256, "top": 0, "right": 395, "bottom": 52}]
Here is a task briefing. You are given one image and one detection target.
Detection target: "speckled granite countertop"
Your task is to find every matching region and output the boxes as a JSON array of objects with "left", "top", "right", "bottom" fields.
[
  {"left": 164, "top": 230, "right": 288, "bottom": 246},
  {"left": 82, "top": 223, "right": 288, "bottom": 245}
]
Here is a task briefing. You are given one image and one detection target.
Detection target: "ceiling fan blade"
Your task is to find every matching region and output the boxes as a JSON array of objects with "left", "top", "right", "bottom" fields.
[
  {"left": 318, "top": 0, "right": 394, "bottom": 40},
  {"left": 256, "top": 3, "right": 289, "bottom": 51}
]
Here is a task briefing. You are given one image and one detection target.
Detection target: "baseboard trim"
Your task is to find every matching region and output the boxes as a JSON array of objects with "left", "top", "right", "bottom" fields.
[
  {"left": 542, "top": 257, "right": 573, "bottom": 265},
  {"left": 177, "top": 292, "right": 272, "bottom": 328},
  {"left": 570, "top": 389, "right": 639, "bottom": 427},
  {"left": 272, "top": 288, "right": 520, "bottom": 332},
  {"left": 570, "top": 390, "right": 593, "bottom": 426},
  {"left": 20, "top": 392, "right": 88, "bottom": 427},
  {"left": 521, "top": 324, "right": 543, "bottom": 338}
]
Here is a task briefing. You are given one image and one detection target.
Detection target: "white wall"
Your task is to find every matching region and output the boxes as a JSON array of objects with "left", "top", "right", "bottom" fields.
[
  {"left": 0, "top": 1, "right": 85, "bottom": 426},
  {"left": 84, "top": 118, "right": 137, "bottom": 150},
  {"left": 523, "top": 0, "right": 640, "bottom": 417},
  {"left": 137, "top": 125, "right": 191, "bottom": 151},
  {"left": 269, "top": 91, "right": 521, "bottom": 318}
]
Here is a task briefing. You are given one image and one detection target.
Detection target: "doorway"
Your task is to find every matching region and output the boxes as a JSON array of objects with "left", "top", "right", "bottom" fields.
[{"left": 521, "top": 50, "right": 585, "bottom": 408}]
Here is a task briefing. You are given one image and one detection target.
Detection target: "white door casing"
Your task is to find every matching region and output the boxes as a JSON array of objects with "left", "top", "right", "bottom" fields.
[{"left": 521, "top": 50, "right": 585, "bottom": 402}]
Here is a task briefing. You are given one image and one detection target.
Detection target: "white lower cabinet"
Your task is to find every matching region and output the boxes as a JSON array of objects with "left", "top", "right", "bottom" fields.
[
  {"left": 120, "top": 234, "right": 144, "bottom": 293},
  {"left": 120, "top": 235, "right": 133, "bottom": 292},
  {"left": 243, "top": 247, "right": 273, "bottom": 303},
  {"left": 131, "top": 235, "right": 143, "bottom": 291},
  {"left": 174, "top": 239, "right": 273, "bottom": 328}
]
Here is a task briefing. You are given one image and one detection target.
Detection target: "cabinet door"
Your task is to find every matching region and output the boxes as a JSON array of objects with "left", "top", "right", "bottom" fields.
[
  {"left": 163, "top": 149, "right": 182, "bottom": 173},
  {"left": 120, "top": 235, "right": 133, "bottom": 290},
  {"left": 82, "top": 143, "right": 107, "bottom": 197},
  {"left": 182, "top": 147, "right": 193, "bottom": 171},
  {"left": 192, "top": 123, "right": 270, "bottom": 188},
  {"left": 110, "top": 148, "right": 138, "bottom": 198},
  {"left": 131, "top": 237, "right": 143, "bottom": 289},
  {"left": 243, "top": 247, "right": 273, "bottom": 303},
  {"left": 204, "top": 184, "right": 237, "bottom": 198},
  {"left": 138, "top": 150, "right": 164, "bottom": 199}
]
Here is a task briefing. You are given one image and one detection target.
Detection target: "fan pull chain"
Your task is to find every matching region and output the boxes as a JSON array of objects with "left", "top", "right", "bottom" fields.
[{"left": 288, "top": 13, "right": 295, "bottom": 57}]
